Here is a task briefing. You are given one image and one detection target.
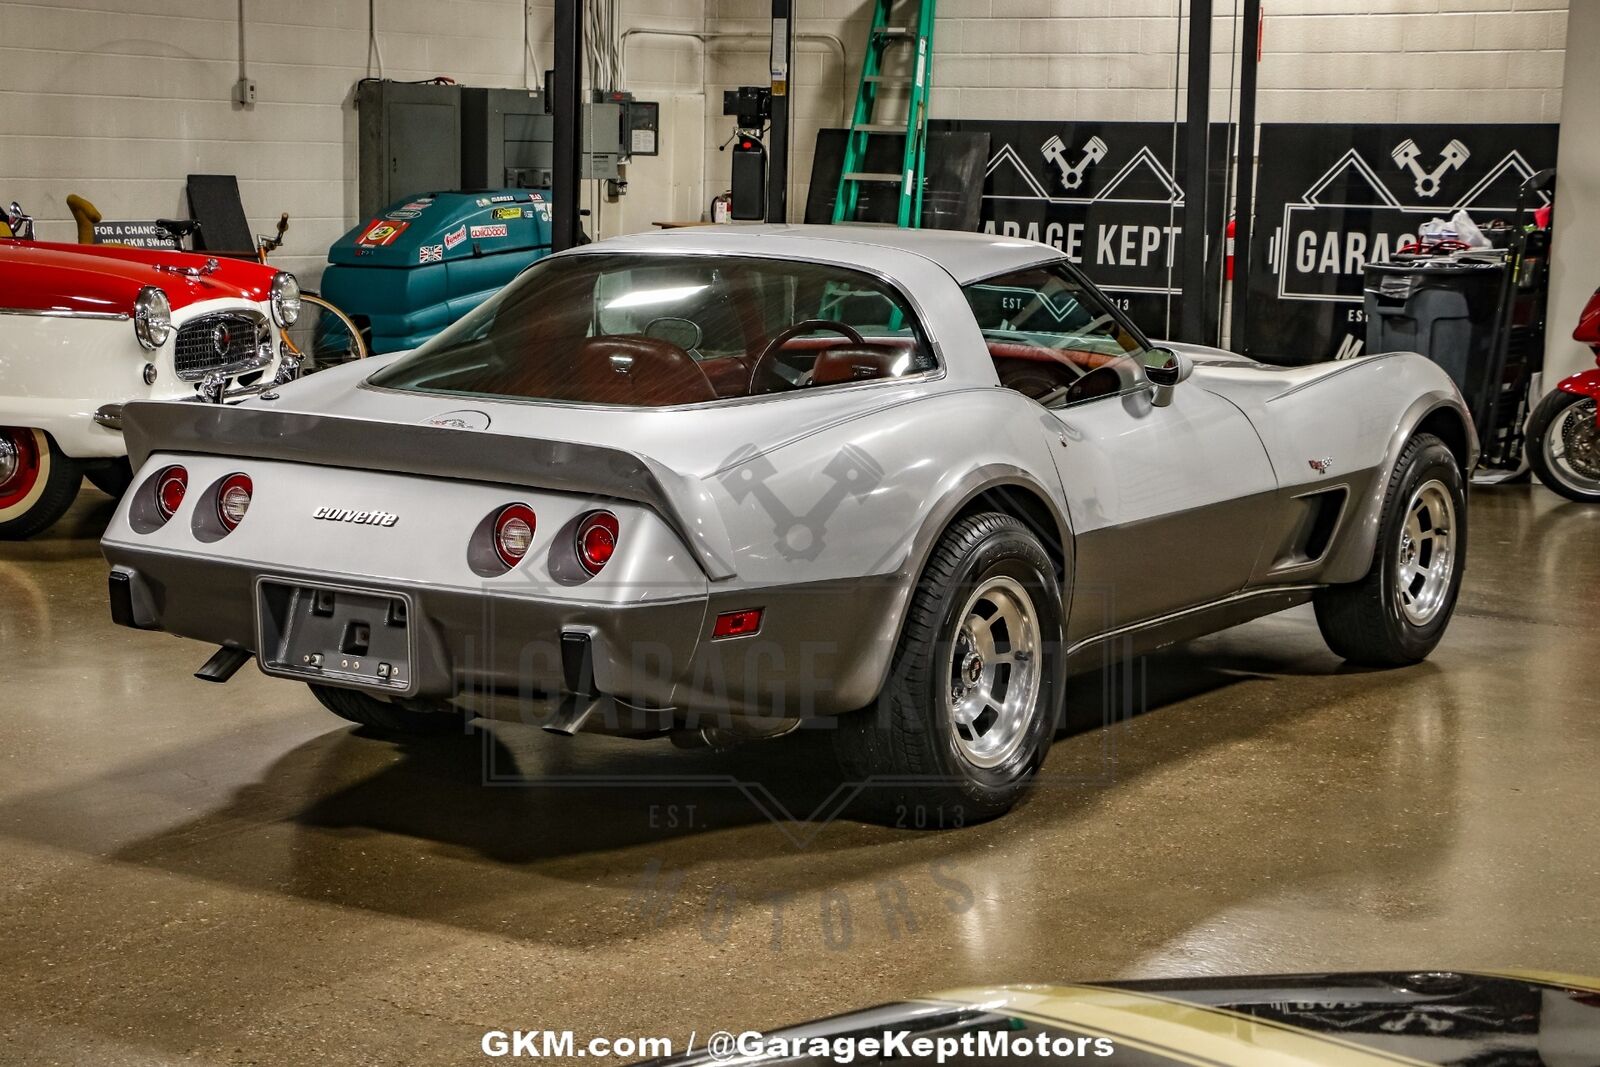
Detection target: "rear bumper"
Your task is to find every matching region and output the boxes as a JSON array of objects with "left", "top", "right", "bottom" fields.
[
  {"left": 106, "top": 548, "right": 704, "bottom": 710},
  {"left": 105, "top": 546, "right": 908, "bottom": 719}
]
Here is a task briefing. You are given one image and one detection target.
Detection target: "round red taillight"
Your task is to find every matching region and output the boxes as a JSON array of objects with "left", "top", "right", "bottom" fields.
[
  {"left": 575, "top": 511, "right": 619, "bottom": 575},
  {"left": 494, "top": 503, "right": 537, "bottom": 569},
  {"left": 155, "top": 466, "right": 188, "bottom": 521},
  {"left": 217, "top": 473, "right": 252, "bottom": 531}
]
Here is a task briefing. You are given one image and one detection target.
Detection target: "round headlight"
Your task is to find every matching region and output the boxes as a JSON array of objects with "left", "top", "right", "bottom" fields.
[
  {"left": 270, "top": 272, "right": 301, "bottom": 327},
  {"left": 133, "top": 287, "right": 172, "bottom": 350}
]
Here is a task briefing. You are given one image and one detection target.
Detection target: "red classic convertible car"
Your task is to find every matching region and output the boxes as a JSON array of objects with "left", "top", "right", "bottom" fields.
[{"left": 0, "top": 238, "right": 300, "bottom": 538}]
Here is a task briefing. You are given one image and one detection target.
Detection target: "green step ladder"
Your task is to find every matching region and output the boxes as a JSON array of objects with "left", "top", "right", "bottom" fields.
[{"left": 831, "top": 0, "right": 937, "bottom": 228}]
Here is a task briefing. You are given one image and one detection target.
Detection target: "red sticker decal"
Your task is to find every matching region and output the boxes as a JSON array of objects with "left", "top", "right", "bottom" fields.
[{"left": 357, "top": 219, "right": 410, "bottom": 246}]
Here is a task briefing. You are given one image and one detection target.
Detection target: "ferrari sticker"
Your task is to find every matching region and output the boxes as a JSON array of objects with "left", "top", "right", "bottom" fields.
[
  {"left": 357, "top": 219, "right": 409, "bottom": 246},
  {"left": 470, "top": 224, "right": 508, "bottom": 239},
  {"left": 443, "top": 224, "right": 468, "bottom": 250},
  {"left": 491, "top": 206, "right": 522, "bottom": 220},
  {"left": 419, "top": 244, "right": 444, "bottom": 264}
]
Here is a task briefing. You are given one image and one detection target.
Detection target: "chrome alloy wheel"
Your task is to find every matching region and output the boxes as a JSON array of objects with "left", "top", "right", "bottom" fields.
[
  {"left": 1544, "top": 397, "right": 1600, "bottom": 494},
  {"left": 0, "top": 432, "right": 18, "bottom": 490},
  {"left": 947, "top": 575, "right": 1041, "bottom": 769},
  {"left": 1394, "top": 478, "right": 1457, "bottom": 626}
]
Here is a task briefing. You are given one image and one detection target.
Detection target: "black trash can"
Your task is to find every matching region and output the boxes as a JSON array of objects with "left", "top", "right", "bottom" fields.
[{"left": 1363, "top": 255, "right": 1506, "bottom": 416}]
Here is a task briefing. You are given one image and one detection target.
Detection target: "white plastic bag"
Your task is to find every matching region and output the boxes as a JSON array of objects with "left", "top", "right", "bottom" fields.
[
  {"left": 1450, "top": 209, "right": 1491, "bottom": 248},
  {"left": 1418, "top": 217, "right": 1456, "bottom": 240}
]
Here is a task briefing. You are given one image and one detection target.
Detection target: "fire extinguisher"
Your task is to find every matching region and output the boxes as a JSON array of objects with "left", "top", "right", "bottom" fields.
[
  {"left": 1224, "top": 215, "right": 1236, "bottom": 281},
  {"left": 711, "top": 192, "right": 734, "bottom": 224}
]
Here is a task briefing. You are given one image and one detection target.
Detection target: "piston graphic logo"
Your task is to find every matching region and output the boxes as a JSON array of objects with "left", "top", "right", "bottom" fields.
[
  {"left": 1042, "top": 134, "right": 1108, "bottom": 191},
  {"left": 1391, "top": 137, "right": 1470, "bottom": 198}
]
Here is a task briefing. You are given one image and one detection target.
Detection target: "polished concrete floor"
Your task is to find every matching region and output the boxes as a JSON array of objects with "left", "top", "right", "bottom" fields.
[{"left": 1, "top": 484, "right": 1598, "bottom": 1065}]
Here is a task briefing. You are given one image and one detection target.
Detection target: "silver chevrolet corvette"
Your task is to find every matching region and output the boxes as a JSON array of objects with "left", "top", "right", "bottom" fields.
[{"left": 102, "top": 226, "right": 1476, "bottom": 822}]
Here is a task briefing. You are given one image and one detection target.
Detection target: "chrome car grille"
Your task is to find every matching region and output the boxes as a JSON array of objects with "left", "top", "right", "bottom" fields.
[{"left": 173, "top": 312, "right": 268, "bottom": 382}]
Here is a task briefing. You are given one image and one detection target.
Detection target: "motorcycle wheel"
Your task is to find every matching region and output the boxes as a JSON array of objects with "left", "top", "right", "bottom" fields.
[{"left": 1528, "top": 390, "right": 1600, "bottom": 503}]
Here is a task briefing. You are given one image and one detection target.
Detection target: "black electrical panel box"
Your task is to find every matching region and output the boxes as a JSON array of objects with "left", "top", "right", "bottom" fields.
[
  {"left": 462, "top": 87, "right": 554, "bottom": 190},
  {"left": 627, "top": 100, "right": 660, "bottom": 157},
  {"left": 356, "top": 80, "right": 462, "bottom": 219}
]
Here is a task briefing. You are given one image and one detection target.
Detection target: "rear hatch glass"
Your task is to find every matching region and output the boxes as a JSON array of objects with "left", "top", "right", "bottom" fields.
[{"left": 367, "top": 253, "right": 938, "bottom": 407}]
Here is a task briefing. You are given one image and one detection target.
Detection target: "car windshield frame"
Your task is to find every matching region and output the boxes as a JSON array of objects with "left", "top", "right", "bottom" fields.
[{"left": 364, "top": 249, "right": 944, "bottom": 410}]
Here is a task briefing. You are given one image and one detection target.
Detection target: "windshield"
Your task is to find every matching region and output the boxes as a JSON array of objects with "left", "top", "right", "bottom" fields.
[{"left": 368, "top": 253, "right": 938, "bottom": 407}]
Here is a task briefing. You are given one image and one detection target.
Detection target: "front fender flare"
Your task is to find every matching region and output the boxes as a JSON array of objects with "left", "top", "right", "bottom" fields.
[
  {"left": 1322, "top": 390, "right": 1476, "bottom": 584},
  {"left": 1557, "top": 368, "right": 1600, "bottom": 400}
]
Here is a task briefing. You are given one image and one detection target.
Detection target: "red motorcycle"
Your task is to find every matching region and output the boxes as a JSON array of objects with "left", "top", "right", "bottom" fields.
[{"left": 1529, "top": 287, "right": 1600, "bottom": 501}]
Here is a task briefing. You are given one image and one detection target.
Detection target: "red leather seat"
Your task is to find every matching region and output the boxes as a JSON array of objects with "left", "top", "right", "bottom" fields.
[
  {"left": 567, "top": 335, "right": 717, "bottom": 406},
  {"left": 697, "top": 354, "right": 756, "bottom": 397},
  {"left": 985, "top": 339, "right": 1119, "bottom": 373},
  {"left": 810, "top": 346, "right": 906, "bottom": 386}
]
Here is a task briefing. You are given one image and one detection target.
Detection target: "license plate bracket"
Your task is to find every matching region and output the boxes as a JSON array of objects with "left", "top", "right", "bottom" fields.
[{"left": 256, "top": 578, "right": 416, "bottom": 695}]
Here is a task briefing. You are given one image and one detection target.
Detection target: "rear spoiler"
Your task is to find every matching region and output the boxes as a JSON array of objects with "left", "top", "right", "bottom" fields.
[{"left": 120, "top": 400, "right": 738, "bottom": 581}]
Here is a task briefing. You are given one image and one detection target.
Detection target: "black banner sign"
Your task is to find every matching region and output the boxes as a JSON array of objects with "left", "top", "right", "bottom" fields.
[
  {"left": 1247, "top": 122, "right": 1558, "bottom": 364},
  {"left": 931, "top": 120, "right": 1232, "bottom": 343}
]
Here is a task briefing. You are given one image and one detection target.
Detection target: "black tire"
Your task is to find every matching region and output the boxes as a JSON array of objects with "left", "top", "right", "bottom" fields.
[
  {"left": 831, "top": 512, "right": 1062, "bottom": 826},
  {"left": 85, "top": 458, "right": 134, "bottom": 499},
  {"left": 1314, "top": 433, "right": 1466, "bottom": 666},
  {"left": 0, "top": 428, "right": 82, "bottom": 540},
  {"left": 309, "top": 684, "right": 467, "bottom": 736},
  {"left": 1527, "top": 389, "right": 1600, "bottom": 503}
]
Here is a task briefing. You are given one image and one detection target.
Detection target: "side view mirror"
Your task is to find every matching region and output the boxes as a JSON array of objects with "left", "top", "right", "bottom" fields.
[{"left": 1142, "top": 347, "right": 1194, "bottom": 408}]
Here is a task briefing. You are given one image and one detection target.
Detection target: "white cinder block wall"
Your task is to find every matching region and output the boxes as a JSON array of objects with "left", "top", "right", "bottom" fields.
[
  {"left": 1, "top": 0, "right": 558, "bottom": 284},
  {"left": 702, "top": 0, "right": 1568, "bottom": 222},
  {"left": 0, "top": 0, "right": 1568, "bottom": 283}
]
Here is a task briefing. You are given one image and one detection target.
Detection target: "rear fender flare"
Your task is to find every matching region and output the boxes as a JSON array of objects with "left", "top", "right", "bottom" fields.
[{"left": 856, "top": 465, "right": 1076, "bottom": 708}]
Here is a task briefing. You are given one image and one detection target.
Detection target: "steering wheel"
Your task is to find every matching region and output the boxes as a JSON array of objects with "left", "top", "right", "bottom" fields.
[{"left": 748, "top": 319, "right": 866, "bottom": 394}]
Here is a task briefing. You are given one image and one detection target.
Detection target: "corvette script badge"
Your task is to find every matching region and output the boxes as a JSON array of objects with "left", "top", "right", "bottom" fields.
[{"left": 313, "top": 506, "right": 399, "bottom": 527}]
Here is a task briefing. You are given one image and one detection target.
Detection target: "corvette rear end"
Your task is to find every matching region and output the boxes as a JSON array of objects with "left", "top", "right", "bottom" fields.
[{"left": 102, "top": 401, "right": 729, "bottom": 733}]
